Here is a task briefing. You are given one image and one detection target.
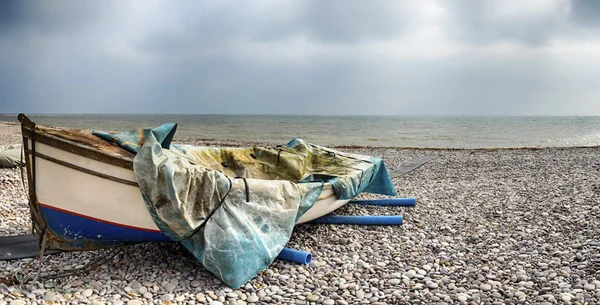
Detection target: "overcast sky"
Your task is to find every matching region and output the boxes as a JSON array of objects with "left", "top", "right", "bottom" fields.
[{"left": 1, "top": 0, "right": 599, "bottom": 115}]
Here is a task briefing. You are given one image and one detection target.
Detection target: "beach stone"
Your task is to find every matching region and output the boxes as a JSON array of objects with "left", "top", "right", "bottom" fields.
[
  {"left": 127, "top": 301, "right": 142, "bottom": 305},
  {"left": 82, "top": 289, "right": 93, "bottom": 297},
  {"left": 9, "top": 301, "right": 24, "bottom": 305},
  {"left": 523, "top": 281, "right": 535, "bottom": 288},
  {"left": 323, "top": 299, "right": 335, "bottom": 305},
  {"left": 227, "top": 292, "right": 239, "bottom": 299},
  {"left": 306, "top": 294, "right": 319, "bottom": 302},
  {"left": 161, "top": 294, "right": 174, "bottom": 301},
  {"left": 247, "top": 295, "right": 259, "bottom": 303},
  {"left": 44, "top": 291, "right": 57, "bottom": 301},
  {"left": 209, "top": 302, "right": 224, "bottom": 305},
  {"left": 388, "top": 279, "right": 401, "bottom": 285},
  {"left": 480, "top": 284, "right": 492, "bottom": 291},
  {"left": 165, "top": 283, "right": 177, "bottom": 291},
  {"left": 143, "top": 292, "right": 153, "bottom": 299},
  {"left": 584, "top": 284, "right": 595, "bottom": 291},
  {"left": 196, "top": 293, "right": 207, "bottom": 302},
  {"left": 130, "top": 281, "right": 142, "bottom": 290},
  {"left": 404, "top": 270, "right": 416, "bottom": 278},
  {"left": 356, "top": 290, "right": 365, "bottom": 299},
  {"left": 456, "top": 293, "right": 468, "bottom": 302},
  {"left": 426, "top": 281, "right": 438, "bottom": 289}
]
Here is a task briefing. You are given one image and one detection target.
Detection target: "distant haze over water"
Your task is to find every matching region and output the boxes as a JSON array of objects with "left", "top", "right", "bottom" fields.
[{"left": 2, "top": 115, "right": 599, "bottom": 149}]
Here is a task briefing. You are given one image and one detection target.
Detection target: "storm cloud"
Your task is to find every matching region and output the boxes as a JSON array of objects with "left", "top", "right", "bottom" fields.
[{"left": 1, "top": 0, "right": 599, "bottom": 115}]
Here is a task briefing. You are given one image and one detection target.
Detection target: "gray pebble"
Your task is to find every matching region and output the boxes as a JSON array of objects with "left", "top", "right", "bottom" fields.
[
  {"left": 456, "top": 293, "right": 468, "bottom": 302},
  {"left": 82, "top": 289, "right": 93, "bottom": 297},
  {"left": 356, "top": 290, "right": 365, "bottom": 299},
  {"left": 165, "top": 283, "right": 177, "bottom": 291},
  {"left": 426, "top": 281, "right": 438, "bottom": 289},
  {"left": 480, "top": 284, "right": 492, "bottom": 291},
  {"left": 322, "top": 299, "right": 335, "bottom": 305},
  {"left": 584, "top": 284, "right": 595, "bottom": 291},
  {"left": 43, "top": 291, "right": 56, "bottom": 301}
]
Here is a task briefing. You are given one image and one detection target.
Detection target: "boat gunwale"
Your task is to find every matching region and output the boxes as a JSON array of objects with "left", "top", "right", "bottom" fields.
[{"left": 21, "top": 126, "right": 134, "bottom": 170}]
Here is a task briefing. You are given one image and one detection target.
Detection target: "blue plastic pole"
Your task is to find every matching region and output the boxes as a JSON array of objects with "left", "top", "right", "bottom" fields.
[
  {"left": 277, "top": 248, "right": 312, "bottom": 264},
  {"left": 310, "top": 215, "right": 403, "bottom": 225},
  {"left": 349, "top": 198, "right": 416, "bottom": 207}
]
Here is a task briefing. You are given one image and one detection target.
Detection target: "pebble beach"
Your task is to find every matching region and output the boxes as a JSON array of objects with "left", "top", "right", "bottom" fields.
[{"left": 1, "top": 122, "right": 599, "bottom": 304}]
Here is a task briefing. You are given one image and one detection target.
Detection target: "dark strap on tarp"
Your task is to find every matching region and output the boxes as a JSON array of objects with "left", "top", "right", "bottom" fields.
[
  {"left": 235, "top": 177, "right": 250, "bottom": 202},
  {"left": 182, "top": 176, "right": 233, "bottom": 240}
]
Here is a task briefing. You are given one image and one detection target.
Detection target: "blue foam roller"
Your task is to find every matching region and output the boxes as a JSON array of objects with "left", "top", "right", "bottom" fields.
[
  {"left": 310, "top": 215, "right": 403, "bottom": 225},
  {"left": 349, "top": 197, "right": 416, "bottom": 207},
  {"left": 277, "top": 248, "right": 312, "bottom": 264}
]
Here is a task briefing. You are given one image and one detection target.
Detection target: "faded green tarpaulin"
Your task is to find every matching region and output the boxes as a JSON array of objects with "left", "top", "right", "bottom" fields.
[{"left": 94, "top": 124, "right": 396, "bottom": 288}]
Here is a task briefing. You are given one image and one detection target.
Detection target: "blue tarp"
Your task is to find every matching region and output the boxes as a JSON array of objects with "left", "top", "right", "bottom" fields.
[{"left": 94, "top": 124, "right": 396, "bottom": 288}]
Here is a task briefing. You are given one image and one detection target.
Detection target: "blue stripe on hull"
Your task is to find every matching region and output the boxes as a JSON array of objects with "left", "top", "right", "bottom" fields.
[{"left": 40, "top": 206, "right": 171, "bottom": 244}]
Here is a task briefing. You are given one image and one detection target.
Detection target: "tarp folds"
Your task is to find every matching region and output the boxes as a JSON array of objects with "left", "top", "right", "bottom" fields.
[
  {"left": 95, "top": 124, "right": 396, "bottom": 288},
  {"left": 0, "top": 144, "right": 23, "bottom": 168}
]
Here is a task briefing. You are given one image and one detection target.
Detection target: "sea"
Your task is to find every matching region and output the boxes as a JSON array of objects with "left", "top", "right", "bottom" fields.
[{"left": 1, "top": 114, "right": 599, "bottom": 149}]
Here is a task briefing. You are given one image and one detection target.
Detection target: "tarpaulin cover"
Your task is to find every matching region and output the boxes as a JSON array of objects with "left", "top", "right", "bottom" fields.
[{"left": 93, "top": 124, "right": 396, "bottom": 288}]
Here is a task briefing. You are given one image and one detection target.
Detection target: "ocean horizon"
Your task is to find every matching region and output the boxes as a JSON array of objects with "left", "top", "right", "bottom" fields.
[{"left": 2, "top": 114, "right": 599, "bottom": 149}]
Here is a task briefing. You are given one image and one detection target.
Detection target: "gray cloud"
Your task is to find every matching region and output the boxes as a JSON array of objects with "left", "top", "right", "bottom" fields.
[
  {"left": 443, "top": 0, "right": 571, "bottom": 46},
  {"left": 0, "top": 1, "right": 109, "bottom": 37},
  {"left": 296, "top": 1, "right": 408, "bottom": 43},
  {"left": 1, "top": 0, "right": 599, "bottom": 115},
  {"left": 569, "top": 0, "right": 600, "bottom": 27}
]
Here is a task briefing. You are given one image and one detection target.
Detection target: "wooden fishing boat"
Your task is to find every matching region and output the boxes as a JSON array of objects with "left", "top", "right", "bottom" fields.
[{"left": 18, "top": 114, "right": 370, "bottom": 250}]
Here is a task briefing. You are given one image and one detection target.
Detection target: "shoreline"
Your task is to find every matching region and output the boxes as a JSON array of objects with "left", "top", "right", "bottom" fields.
[{"left": 2, "top": 121, "right": 598, "bottom": 151}]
